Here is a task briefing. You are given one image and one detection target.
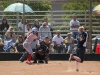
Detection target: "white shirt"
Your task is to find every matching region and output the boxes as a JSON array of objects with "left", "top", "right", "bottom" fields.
[
  {"left": 38, "top": 26, "right": 51, "bottom": 39},
  {"left": 18, "top": 22, "right": 27, "bottom": 31},
  {"left": 52, "top": 35, "right": 63, "bottom": 45},
  {"left": 65, "top": 37, "right": 74, "bottom": 43},
  {"left": 70, "top": 19, "right": 80, "bottom": 31}
]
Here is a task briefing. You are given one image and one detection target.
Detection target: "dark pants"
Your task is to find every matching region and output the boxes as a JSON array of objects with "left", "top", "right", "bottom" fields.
[
  {"left": 53, "top": 45, "right": 63, "bottom": 53},
  {"left": 76, "top": 47, "right": 85, "bottom": 63},
  {"left": 34, "top": 53, "right": 49, "bottom": 63},
  {"left": 19, "top": 52, "right": 29, "bottom": 62}
]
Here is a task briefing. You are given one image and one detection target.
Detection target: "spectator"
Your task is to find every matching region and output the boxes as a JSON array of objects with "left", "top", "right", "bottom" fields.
[
  {"left": 3, "top": 26, "right": 16, "bottom": 52},
  {"left": 0, "top": 38, "right": 4, "bottom": 52},
  {"left": 70, "top": 13, "right": 80, "bottom": 39},
  {"left": 14, "top": 35, "right": 25, "bottom": 53},
  {"left": 24, "top": 20, "right": 32, "bottom": 39},
  {"left": 5, "top": 26, "right": 16, "bottom": 43},
  {"left": 38, "top": 22, "right": 51, "bottom": 40},
  {"left": 32, "top": 19, "right": 40, "bottom": 31},
  {"left": 52, "top": 30, "right": 64, "bottom": 53},
  {"left": 18, "top": 18, "right": 26, "bottom": 36},
  {"left": 0, "top": 18, "right": 9, "bottom": 36},
  {"left": 64, "top": 33, "right": 74, "bottom": 54},
  {"left": 44, "top": 35, "right": 52, "bottom": 53},
  {"left": 30, "top": 40, "right": 38, "bottom": 52},
  {"left": 44, "top": 17, "right": 53, "bottom": 37}
]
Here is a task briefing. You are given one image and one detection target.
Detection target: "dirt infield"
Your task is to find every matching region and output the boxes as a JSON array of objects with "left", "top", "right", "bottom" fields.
[{"left": 0, "top": 61, "right": 100, "bottom": 75}]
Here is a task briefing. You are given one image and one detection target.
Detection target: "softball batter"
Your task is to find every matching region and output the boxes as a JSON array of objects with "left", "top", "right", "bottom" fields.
[{"left": 20, "top": 27, "right": 38, "bottom": 64}]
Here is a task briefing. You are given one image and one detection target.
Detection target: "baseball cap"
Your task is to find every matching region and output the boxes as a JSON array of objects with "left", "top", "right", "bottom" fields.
[
  {"left": 56, "top": 30, "right": 60, "bottom": 33},
  {"left": 45, "top": 35, "right": 49, "bottom": 38},
  {"left": 72, "top": 13, "right": 77, "bottom": 17},
  {"left": 31, "top": 27, "right": 37, "bottom": 32}
]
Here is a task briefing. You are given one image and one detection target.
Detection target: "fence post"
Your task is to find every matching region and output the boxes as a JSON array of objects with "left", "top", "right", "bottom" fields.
[{"left": 89, "top": 0, "right": 92, "bottom": 54}]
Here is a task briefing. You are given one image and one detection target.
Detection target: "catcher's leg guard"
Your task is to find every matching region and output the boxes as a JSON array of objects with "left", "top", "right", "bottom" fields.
[
  {"left": 45, "top": 56, "right": 49, "bottom": 64},
  {"left": 19, "top": 52, "right": 28, "bottom": 62}
]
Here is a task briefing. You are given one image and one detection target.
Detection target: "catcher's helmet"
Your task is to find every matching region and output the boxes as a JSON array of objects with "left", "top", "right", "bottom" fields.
[{"left": 40, "top": 40, "right": 45, "bottom": 44}]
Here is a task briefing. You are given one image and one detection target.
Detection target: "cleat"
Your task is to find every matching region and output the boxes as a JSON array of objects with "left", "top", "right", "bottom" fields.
[
  {"left": 26, "top": 61, "right": 33, "bottom": 65},
  {"left": 76, "top": 69, "right": 79, "bottom": 72}
]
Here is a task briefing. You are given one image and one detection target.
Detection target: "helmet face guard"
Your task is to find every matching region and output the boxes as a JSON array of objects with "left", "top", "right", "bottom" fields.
[{"left": 40, "top": 41, "right": 45, "bottom": 46}]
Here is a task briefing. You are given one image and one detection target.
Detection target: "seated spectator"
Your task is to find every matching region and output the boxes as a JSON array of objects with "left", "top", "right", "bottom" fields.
[
  {"left": 0, "top": 18, "right": 9, "bottom": 37},
  {"left": 0, "top": 38, "right": 4, "bottom": 52},
  {"left": 3, "top": 26, "right": 16, "bottom": 52},
  {"left": 14, "top": 35, "right": 25, "bottom": 53},
  {"left": 44, "top": 17, "right": 53, "bottom": 37},
  {"left": 25, "top": 20, "right": 32, "bottom": 39},
  {"left": 38, "top": 22, "right": 51, "bottom": 40},
  {"left": 5, "top": 26, "right": 16, "bottom": 43},
  {"left": 52, "top": 30, "right": 64, "bottom": 53},
  {"left": 64, "top": 33, "right": 74, "bottom": 54},
  {"left": 44, "top": 35, "right": 52, "bottom": 53},
  {"left": 30, "top": 40, "right": 38, "bottom": 52},
  {"left": 32, "top": 19, "right": 40, "bottom": 31},
  {"left": 18, "top": 18, "right": 26, "bottom": 36},
  {"left": 33, "top": 40, "right": 49, "bottom": 64}
]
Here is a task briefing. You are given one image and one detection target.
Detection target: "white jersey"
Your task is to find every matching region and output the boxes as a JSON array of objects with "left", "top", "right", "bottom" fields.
[{"left": 24, "top": 33, "right": 37, "bottom": 45}]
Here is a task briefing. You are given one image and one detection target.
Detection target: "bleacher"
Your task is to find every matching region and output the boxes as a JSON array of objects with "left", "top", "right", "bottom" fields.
[{"left": 0, "top": 10, "right": 100, "bottom": 54}]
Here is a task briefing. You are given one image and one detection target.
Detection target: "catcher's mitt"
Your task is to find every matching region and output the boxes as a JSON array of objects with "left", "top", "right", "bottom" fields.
[{"left": 38, "top": 50, "right": 44, "bottom": 55}]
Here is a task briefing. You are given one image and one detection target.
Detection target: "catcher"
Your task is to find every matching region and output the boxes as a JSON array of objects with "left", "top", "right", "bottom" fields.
[{"left": 33, "top": 40, "right": 49, "bottom": 64}]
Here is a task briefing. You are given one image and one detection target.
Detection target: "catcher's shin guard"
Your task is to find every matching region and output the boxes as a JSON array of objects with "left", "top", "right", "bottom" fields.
[
  {"left": 45, "top": 56, "right": 49, "bottom": 64},
  {"left": 19, "top": 52, "right": 28, "bottom": 62}
]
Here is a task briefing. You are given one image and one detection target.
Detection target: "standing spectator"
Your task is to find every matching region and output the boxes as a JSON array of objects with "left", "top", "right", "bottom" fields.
[
  {"left": 70, "top": 13, "right": 80, "bottom": 39},
  {"left": 69, "top": 26, "right": 87, "bottom": 72},
  {"left": 18, "top": 18, "right": 26, "bottom": 36},
  {"left": 38, "top": 22, "right": 51, "bottom": 40},
  {"left": 52, "top": 30, "right": 64, "bottom": 53},
  {"left": 64, "top": 33, "right": 74, "bottom": 53},
  {"left": 44, "top": 17, "right": 53, "bottom": 37},
  {"left": 14, "top": 35, "right": 25, "bottom": 53},
  {"left": 0, "top": 18, "right": 9, "bottom": 37},
  {"left": 0, "top": 38, "right": 4, "bottom": 52},
  {"left": 32, "top": 19, "right": 40, "bottom": 31}
]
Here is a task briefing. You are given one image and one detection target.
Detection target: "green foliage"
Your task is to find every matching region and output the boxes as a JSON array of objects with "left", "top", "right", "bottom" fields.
[
  {"left": 0, "top": 1, "right": 51, "bottom": 23},
  {"left": 62, "top": 0, "right": 100, "bottom": 10}
]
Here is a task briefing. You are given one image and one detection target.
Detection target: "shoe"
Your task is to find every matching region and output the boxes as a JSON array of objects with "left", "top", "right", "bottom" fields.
[
  {"left": 38, "top": 60, "right": 44, "bottom": 63},
  {"left": 69, "top": 54, "right": 73, "bottom": 62},
  {"left": 76, "top": 69, "right": 79, "bottom": 72},
  {"left": 26, "top": 61, "right": 33, "bottom": 65},
  {"left": 45, "top": 60, "right": 48, "bottom": 64}
]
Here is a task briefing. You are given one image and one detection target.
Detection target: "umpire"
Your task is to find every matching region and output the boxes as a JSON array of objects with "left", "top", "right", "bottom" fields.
[{"left": 33, "top": 40, "right": 49, "bottom": 64}]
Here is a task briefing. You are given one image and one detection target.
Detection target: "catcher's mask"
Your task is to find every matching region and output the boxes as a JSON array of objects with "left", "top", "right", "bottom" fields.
[{"left": 40, "top": 40, "right": 45, "bottom": 46}]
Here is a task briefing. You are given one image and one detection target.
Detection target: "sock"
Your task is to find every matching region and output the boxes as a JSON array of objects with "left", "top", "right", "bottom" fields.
[
  {"left": 27, "top": 54, "right": 31, "bottom": 62},
  {"left": 75, "top": 61, "right": 79, "bottom": 70}
]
